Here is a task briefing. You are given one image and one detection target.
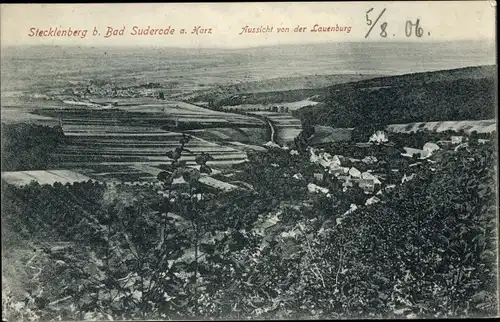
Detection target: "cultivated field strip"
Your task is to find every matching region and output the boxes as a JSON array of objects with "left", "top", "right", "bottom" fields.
[
  {"left": 58, "top": 160, "right": 247, "bottom": 168},
  {"left": 250, "top": 111, "right": 302, "bottom": 127},
  {"left": 309, "top": 126, "right": 353, "bottom": 144},
  {"left": 57, "top": 115, "right": 258, "bottom": 127},
  {"left": 280, "top": 99, "right": 319, "bottom": 111},
  {"left": 58, "top": 145, "right": 242, "bottom": 153},
  {"left": 277, "top": 128, "right": 303, "bottom": 143},
  {"left": 1, "top": 108, "right": 60, "bottom": 125},
  {"left": 1, "top": 167, "right": 239, "bottom": 191},
  {"left": 1, "top": 170, "right": 94, "bottom": 186},
  {"left": 115, "top": 102, "right": 264, "bottom": 126},
  {"left": 18, "top": 99, "right": 265, "bottom": 187},
  {"left": 55, "top": 129, "right": 249, "bottom": 173},
  {"left": 226, "top": 141, "right": 268, "bottom": 152},
  {"left": 386, "top": 119, "right": 496, "bottom": 134},
  {"left": 45, "top": 99, "right": 258, "bottom": 170},
  {"left": 62, "top": 125, "right": 172, "bottom": 134},
  {"left": 53, "top": 153, "right": 247, "bottom": 162},
  {"left": 35, "top": 100, "right": 264, "bottom": 127},
  {"left": 79, "top": 166, "right": 158, "bottom": 183},
  {"left": 220, "top": 99, "right": 319, "bottom": 112},
  {"left": 185, "top": 127, "right": 268, "bottom": 147}
]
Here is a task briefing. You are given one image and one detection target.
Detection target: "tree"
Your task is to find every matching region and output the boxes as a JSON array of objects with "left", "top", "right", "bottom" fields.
[
  {"left": 156, "top": 133, "right": 215, "bottom": 315},
  {"left": 293, "top": 119, "right": 316, "bottom": 152}
]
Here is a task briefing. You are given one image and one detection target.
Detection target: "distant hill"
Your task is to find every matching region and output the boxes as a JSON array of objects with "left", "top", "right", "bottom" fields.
[
  {"left": 184, "top": 73, "right": 381, "bottom": 103},
  {"left": 294, "top": 65, "right": 497, "bottom": 128},
  {"left": 315, "top": 64, "right": 496, "bottom": 91}
]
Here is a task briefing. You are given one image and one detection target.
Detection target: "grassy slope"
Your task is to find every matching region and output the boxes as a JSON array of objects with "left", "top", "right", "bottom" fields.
[{"left": 294, "top": 65, "right": 497, "bottom": 128}]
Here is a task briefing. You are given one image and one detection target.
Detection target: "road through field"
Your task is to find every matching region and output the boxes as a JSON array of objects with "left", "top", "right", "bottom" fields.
[
  {"left": 251, "top": 115, "right": 276, "bottom": 143},
  {"left": 267, "top": 118, "right": 276, "bottom": 143},
  {"left": 241, "top": 113, "right": 277, "bottom": 144}
]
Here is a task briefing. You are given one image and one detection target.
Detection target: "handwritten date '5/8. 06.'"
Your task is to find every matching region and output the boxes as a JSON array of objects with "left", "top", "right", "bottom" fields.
[{"left": 365, "top": 8, "right": 430, "bottom": 38}]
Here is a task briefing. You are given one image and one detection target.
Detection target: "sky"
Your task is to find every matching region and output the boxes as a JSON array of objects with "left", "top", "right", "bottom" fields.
[{"left": 0, "top": 2, "right": 496, "bottom": 48}]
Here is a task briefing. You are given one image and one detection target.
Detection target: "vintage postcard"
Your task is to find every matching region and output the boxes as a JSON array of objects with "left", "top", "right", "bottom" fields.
[{"left": 1, "top": 2, "right": 498, "bottom": 320}]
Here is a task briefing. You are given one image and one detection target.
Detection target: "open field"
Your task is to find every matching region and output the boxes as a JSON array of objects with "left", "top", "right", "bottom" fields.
[
  {"left": 53, "top": 110, "right": 251, "bottom": 174},
  {"left": 46, "top": 100, "right": 259, "bottom": 171},
  {"left": 225, "top": 141, "right": 268, "bottom": 152},
  {"left": 55, "top": 133, "right": 247, "bottom": 165},
  {"left": 220, "top": 99, "right": 319, "bottom": 112},
  {"left": 62, "top": 125, "right": 171, "bottom": 134},
  {"left": 0, "top": 167, "right": 240, "bottom": 192},
  {"left": 2, "top": 97, "right": 265, "bottom": 184},
  {"left": 184, "top": 127, "right": 268, "bottom": 146},
  {"left": 309, "top": 126, "right": 353, "bottom": 144},
  {"left": 1, "top": 97, "right": 80, "bottom": 109},
  {"left": 1, "top": 108, "right": 59, "bottom": 126},
  {"left": 1, "top": 170, "right": 93, "bottom": 186},
  {"left": 33, "top": 100, "right": 263, "bottom": 129},
  {"left": 280, "top": 99, "right": 320, "bottom": 111}
]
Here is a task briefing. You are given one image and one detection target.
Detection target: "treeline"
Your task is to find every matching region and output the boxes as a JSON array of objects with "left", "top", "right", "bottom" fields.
[
  {"left": 317, "top": 65, "right": 496, "bottom": 93},
  {"left": 213, "top": 88, "right": 321, "bottom": 107},
  {"left": 1, "top": 123, "right": 66, "bottom": 171},
  {"left": 294, "top": 77, "right": 496, "bottom": 128},
  {"left": 160, "top": 120, "right": 263, "bottom": 131},
  {"left": 213, "top": 106, "right": 290, "bottom": 113},
  {"left": 349, "top": 125, "right": 496, "bottom": 144}
]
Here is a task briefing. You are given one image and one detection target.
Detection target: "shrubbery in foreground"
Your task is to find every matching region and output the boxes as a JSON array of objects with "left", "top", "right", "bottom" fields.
[{"left": 1, "top": 133, "right": 497, "bottom": 320}]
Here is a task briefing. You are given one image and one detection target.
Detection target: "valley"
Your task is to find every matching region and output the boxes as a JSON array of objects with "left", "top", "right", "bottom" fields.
[{"left": 1, "top": 42, "right": 497, "bottom": 321}]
